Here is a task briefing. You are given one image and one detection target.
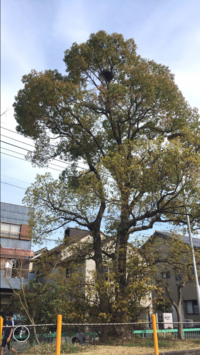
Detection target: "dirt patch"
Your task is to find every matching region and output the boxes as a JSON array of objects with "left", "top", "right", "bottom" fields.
[
  {"left": 75, "top": 344, "right": 200, "bottom": 355},
  {"left": 78, "top": 346, "right": 155, "bottom": 354},
  {"left": 22, "top": 345, "right": 200, "bottom": 355},
  {"left": 21, "top": 340, "right": 200, "bottom": 355}
]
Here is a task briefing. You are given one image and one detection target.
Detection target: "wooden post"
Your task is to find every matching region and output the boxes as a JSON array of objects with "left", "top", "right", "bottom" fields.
[
  {"left": 152, "top": 314, "right": 159, "bottom": 355},
  {"left": 55, "top": 315, "right": 62, "bottom": 355},
  {"left": 0, "top": 316, "right": 3, "bottom": 341}
]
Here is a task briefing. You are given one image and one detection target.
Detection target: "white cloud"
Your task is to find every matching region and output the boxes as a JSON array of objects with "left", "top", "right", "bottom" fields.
[{"left": 174, "top": 72, "right": 200, "bottom": 110}]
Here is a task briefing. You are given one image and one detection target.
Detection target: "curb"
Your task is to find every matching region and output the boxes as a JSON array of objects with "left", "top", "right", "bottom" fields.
[{"left": 146, "top": 348, "right": 200, "bottom": 355}]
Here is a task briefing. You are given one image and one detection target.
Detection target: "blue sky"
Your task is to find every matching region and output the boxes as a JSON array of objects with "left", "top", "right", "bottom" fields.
[{"left": 1, "top": 0, "right": 200, "bottom": 249}]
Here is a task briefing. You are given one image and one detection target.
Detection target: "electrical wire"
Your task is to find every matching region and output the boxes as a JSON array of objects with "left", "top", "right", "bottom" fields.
[
  {"left": 1, "top": 181, "right": 26, "bottom": 190},
  {"left": 1, "top": 175, "right": 31, "bottom": 184},
  {"left": 1, "top": 134, "right": 35, "bottom": 147},
  {"left": 1, "top": 127, "right": 112, "bottom": 177},
  {"left": 1, "top": 126, "right": 58, "bottom": 147},
  {"left": 1, "top": 152, "right": 63, "bottom": 172},
  {"left": 1, "top": 137, "right": 72, "bottom": 168},
  {"left": 1, "top": 127, "right": 86, "bottom": 170},
  {"left": 1, "top": 139, "right": 35, "bottom": 151},
  {"left": 1, "top": 147, "right": 33, "bottom": 157},
  {"left": 1, "top": 127, "right": 89, "bottom": 243},
  {"left": 1, "top": 126, "right": 30, "bottom": 136},
  {"left": 1, "top": 147, "right": 66, "bottom": 170}
]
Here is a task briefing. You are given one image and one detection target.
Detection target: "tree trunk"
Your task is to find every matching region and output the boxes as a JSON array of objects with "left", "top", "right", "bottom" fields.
[
  {"left": 114, "top": 201, "right": 132, "bottom": 339},
  {"left": 33, "top": 324, "right": 40, "bottom": 345},
  {"left": 91, "top": 221, "right": 110, "bottom": 315},
  {"left": 176, "top": 285, "right": 184, "bottom": 340},
  {"left": 176, "top": 307, "right": 183, "bottom": 340},
  {"left": 162, "top": 281, "right": 184, "bottom": 340}
]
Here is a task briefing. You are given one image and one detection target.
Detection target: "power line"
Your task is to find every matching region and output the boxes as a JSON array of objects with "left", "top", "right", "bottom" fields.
[
  {"left": 1, "top": 174, "right": 31, "bottom": 184},
  {"left": 1, "top": 139, "right": 35, "bottom": 151},
  {"left": 1, "top": 126, "right": 57, "bottom": 147},
  {"left": 1, "top": 138, "right": 74, "bottom": 169},
  {"left": 1, "top": 181, "right": 26, "bottom": 190},
  {"left": 1, "top": 134, "right": 35, "bottom": 147},
  {"left": 1, "top": 126, "right": 31, "bottom": 137},
  {"left": 1, "top": 127, "right": 86, "bottom": 170},
  {"left": 1, "top": 152, "right": 63, "bottom": 172},
  {"left": 1, "top": 147, "right": 31, "bottom": 157},
  {"left": 1, "top": 136, "right": 84, "bottom": 170},
  {"left": 2, "top": 148, "right": 113, "bottom": 179},
  {"left": 1, "top": 146, "right": 66, "bottom": 170},
  {"left": 1, "top": 127, "right": 112, "bottom": 178}
]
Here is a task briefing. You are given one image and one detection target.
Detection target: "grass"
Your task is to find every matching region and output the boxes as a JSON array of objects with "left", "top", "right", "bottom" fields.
[
  {"left": 123, "top": 337, "right": 200, "bottom": 349},
  {"left": 22, "top": 342, "right": 87, "bottom": 354},
  {"left": 21, "top": 338, "right": 200, "bottom": 354},
  {"left": 123, "top": 339, "right": 170, "bottom": 348}
]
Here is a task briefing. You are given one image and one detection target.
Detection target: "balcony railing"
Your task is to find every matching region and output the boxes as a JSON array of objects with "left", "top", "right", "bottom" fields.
[
  {"left": 0, "top": 231, "right": 20, "bottom": 238},
  {"left": 1, "top": 268, "right": 29, "bottom": 279}
]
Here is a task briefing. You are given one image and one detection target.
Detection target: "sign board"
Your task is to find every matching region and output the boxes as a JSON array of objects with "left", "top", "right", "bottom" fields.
[
  {"left": 13, "top": 326, "right": 30, "bottom": 342},
  {"left": 163, "top": 313, "right": 173, "bottom": 329}
]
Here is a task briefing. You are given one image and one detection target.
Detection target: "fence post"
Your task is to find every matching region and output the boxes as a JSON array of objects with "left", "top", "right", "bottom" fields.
[
  {"left": 152, "top": 314, "right": 159, "bottom": 355},
  {"left": 55, "top": 315, "right": 62, "bottom": 355},
  {"left": 0, "top": 316, "right": 3, "bottom": 341}
]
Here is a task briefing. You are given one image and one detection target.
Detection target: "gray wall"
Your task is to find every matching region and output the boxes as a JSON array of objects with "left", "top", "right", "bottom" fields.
[
  {"left": 0, "top": 237, "right": 31, "bottom": 250},
  {"left": 0, "top": 202, "right": 29, "bottom": 224},
  {"left": 152, "top": 233, "right": 200, "bottom": 322},
  {"left": 0, "top": 270, "right": 36, "bottom": 289}
]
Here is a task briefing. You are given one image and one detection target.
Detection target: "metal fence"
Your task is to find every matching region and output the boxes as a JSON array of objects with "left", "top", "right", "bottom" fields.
[
  {"left": 1, "top": 322, "right": 200, "bottom": 354},
  {"left": 134, "top": 328, "right": 200, "bottom": 339}
]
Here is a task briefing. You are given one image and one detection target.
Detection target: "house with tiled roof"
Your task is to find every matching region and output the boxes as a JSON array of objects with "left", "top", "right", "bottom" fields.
[
  {"left": 142, "top": 231, "right": 200, "bottom": 326},
  {"left": 33, "top": 227, "right": 152, "bottom": 324}
]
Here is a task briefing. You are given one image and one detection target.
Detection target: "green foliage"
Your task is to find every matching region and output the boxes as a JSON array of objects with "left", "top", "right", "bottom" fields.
[
  {"left": 13, "top": 30, "right": 200, "bottom": 323},
  {"left": 154, "top": 297, "right": 172, "bottom": 313},
  {"left": 10, "top": 277, "right": 88, "bottom": 324}
]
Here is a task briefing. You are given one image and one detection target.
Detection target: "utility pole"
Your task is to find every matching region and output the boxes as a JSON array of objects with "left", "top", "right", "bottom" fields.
[{"left": 186, "top": 214, "right": 200, "bottom": 315}]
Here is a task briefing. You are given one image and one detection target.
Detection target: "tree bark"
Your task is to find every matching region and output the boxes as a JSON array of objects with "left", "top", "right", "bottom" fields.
[
  {"left": 175, "top": 285, "right": 184, "bottom": 340},
  {"left": 32, "top": 324, "right": 40, "bottom": 345},
  {"left": 90, "top": 211, "right": 110, "bottom": 315},
  {"left": 164, "top": 281, "right": 184, "bottom": 340},
  {"left": 114, "top": 199, "right": 132, "bottom": 339}
]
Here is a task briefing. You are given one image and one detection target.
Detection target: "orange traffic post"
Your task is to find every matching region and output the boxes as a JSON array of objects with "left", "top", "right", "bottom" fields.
[
  {"left": 0, "top": 316, "right": 3, "bottom": 341},
  {"left": 55, "top": 315, "right": 62, "bottom": 355},
  {"left": 152, "top": 314, "right": 159, "bottom": 355}
]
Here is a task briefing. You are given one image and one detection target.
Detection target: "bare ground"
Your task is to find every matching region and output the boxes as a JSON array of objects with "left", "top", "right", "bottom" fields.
[
  {"left": 22, "top": 340, "right": 200, "bottom": 355},
  {"left": 76, "top": 343, "right": 200, "bottom": 355}
]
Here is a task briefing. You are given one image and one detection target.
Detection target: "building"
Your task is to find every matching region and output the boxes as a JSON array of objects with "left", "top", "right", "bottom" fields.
[
  {"left": 0, "top": 202, "right": 35, "bottom": 312},
  {"left": 33, "top": 227, "right": 152, "bottom": 323},
  {"left": 143, "top": 231, "right": 200, "bottom": 326}
]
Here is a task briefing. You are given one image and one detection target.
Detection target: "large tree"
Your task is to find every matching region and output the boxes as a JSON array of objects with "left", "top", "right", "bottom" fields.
[{"left": 13, "top": 31, "right": 200, "bottom": 327}]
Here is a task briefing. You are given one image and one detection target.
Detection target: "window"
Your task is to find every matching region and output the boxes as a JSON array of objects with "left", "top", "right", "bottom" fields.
[
  {"left": 162, "top": 271, "right": 170, "bottom": 279},
  {"left": 185, "top": 300, "right": 199, "bottom": 315},
  {"left": 175, "top": 274, "right": 182, "bottom": 281},
  {"left": 0, "top": 223, "right": 20, "bottom": 238},
  {"left": 66, "top": 268, "right": 73, "bottom": 278}
]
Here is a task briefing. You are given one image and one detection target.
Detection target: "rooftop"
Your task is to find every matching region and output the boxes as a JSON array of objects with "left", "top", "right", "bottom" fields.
[{"left": 154, "top": 231, "right": 200, "bottom": 248}]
